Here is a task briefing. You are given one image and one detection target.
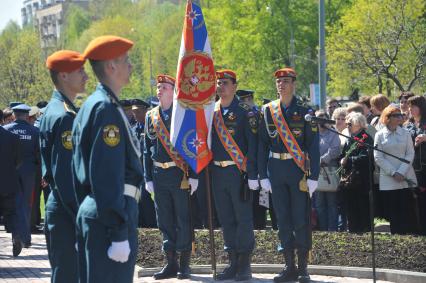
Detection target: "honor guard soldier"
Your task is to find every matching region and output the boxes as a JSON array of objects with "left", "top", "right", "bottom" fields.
[
  {"left": 131, "top": 99, "right": 157, "bottom": 228},
  {"left": 39, "top": 50, "right": 87, "bottom": 283},
  {"left": 4, "top": 103, "right": 40, "bottom": 248},
  {"left": 72, "top": 36, "right": 143, "bottom": 283},
  {"left": 212, "top": 70, "right": 258, "bottom": 281},
  {"left": 258, "top": 68, "right": 319, "bottom": 283},
  {"left": 236, "top": 89, "right": 273, "bottom": 230},
  {"left": 144, "top": 74, "right": 198, "bottom": 280}
]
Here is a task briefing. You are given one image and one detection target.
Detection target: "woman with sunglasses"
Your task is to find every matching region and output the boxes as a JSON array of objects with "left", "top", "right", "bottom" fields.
[
  {"left": 404, "top": 96, "right": 426, "bottom": 235},
  {"left": 374, "top": 105, "right": 417, "bottom": 234},
  {"left": 339, "top": 112, "right": 373, "bottom": 233}
]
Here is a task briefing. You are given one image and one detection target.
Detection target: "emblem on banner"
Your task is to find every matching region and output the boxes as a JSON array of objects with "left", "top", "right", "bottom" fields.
[
  {"left": 177, "top": 51, "right": 216, "bottom": 110},
  {"left": 182, "top": 129, "right": 210, "bottom": 159}
]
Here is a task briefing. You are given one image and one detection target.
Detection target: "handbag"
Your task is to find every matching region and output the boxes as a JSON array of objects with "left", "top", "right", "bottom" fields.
[{"left": 317, "top": 166, "right": 339, "bottom": 192}]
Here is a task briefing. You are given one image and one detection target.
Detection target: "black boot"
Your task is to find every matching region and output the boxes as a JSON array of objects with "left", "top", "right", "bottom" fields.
[
  {"left": 215, "top": 251, "right": 238, "bottom": 281},
  {"left": 235, "top": 252, "right": 252, "bottom": 281},
  {"left": 177, "top": 251, "right": 191, "bottom": 279},
  {"left": 297, "top": 249, "right": 311, "bottom": 283},
  {"left": 273, "top": 249, "right": 298, "bottom": 282},
  {"left": 153, "top": 251, "right": 178, "bottom": 280},
  {"left": 12, "top": 238, "right": 22, "bottom": 257}
]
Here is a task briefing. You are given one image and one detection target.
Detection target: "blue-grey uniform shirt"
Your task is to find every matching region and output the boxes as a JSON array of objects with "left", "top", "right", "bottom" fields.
[
  {"left": 72, "top": 83, "right": 144, "bottom": 242},
  {"left": 143, "top": 106, "right": 196, "bottom": 183},
  {"left": 39, "top": 90, "right": 79, "bottom": 215},
  {"left": 211, "top": 97, "right": 258, "bottom": 179},
  {"left": 258, "top": 97, "right": 320, "bottom": 180}
]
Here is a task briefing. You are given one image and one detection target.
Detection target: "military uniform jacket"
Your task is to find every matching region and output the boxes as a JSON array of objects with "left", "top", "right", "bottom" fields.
[
  {"left": 4, "top": 119, "right": 40, "bottom": 170},
  {"left": 72, "top": 83, "right": 144, "bottom": 242},
  {"left": 143, "top": 106, "right": 195, "bottom": 183},
  {"left": 0, "top": 126, "right": 22, "bottom": 194},
  {"left": 258, "top": 97, "right": 320, "bottom": 180},
  {"left": 39, "top": 90, "right": 78, "bottom": 216},
  {"left": 211, "top": 97, "right": 258, "bottom": 180}
]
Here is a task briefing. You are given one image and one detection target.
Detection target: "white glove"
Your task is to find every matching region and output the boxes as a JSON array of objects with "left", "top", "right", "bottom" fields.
[
  {"left": 248, "top": 179, "right": 259, "bottom": 190},
  {"left": 107, "top": 240, "right": 131, "bottom": 263},
  {"left": 307, "top": 179, "right": 318, "bottom": 198},
  {"left": 145, "top": 181, "right": 154, "bottom": 194},
  {"left": 260, "top": 178, "right": 272, "bottom": 193},
  {"left": 189, "top": 178, "right": 198, "bottom": 195}
]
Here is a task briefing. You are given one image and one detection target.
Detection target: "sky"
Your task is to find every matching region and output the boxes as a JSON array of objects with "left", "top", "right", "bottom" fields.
[{"left": 0, "top": 0, "right": 22, "bottom": 32}]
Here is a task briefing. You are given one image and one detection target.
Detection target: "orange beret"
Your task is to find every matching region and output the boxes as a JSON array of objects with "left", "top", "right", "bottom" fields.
[
  {"left": 216, "top": 69, "right": 237, "bottom": 80},
  {"left": 84, "top": 35, "right": 134, "bottom": 61},
  {"left": 274, "top": 67, "right": 297, "bottom": 79},
  {"left": 46, "top": 50, "right": 85, "bottom": 73},
  {"left": 156, "top": 74, "right": 176, "bottom": 85}
]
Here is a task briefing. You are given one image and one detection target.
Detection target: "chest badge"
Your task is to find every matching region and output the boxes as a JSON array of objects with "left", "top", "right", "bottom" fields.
[
  {"left": 292, "top": 112, "right": 302, "bottom": 121},
  {"left": 227, "top": 112, "right": 236, "bottom": 121}
]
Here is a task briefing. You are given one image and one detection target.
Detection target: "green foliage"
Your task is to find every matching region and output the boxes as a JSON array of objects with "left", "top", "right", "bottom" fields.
[
  {"left": 62, "top": 5, "right": 91, "bottom": 47},
  {"left": 327, "top": 0, "right": 426, "bottom": 98},
  {"left": 2, "top": 0, "right": 424, "bottom": 109},
  {"left": 0, "top": 24, "right": 51, "bottom": 107}
]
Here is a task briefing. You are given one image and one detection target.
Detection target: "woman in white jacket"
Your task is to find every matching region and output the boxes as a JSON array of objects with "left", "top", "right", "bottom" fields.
[{"left": 374, "top": 105, "right": 417, "bottom": 234}]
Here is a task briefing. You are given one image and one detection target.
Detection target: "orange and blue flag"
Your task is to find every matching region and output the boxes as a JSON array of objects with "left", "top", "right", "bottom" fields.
[{"left": 170, "top": 0, "right": 216, "bottom": 174}]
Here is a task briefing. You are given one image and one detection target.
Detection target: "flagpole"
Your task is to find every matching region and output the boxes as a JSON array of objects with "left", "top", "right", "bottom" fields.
[{"left": 205, "top": 166, "right": 216, "bottom": 278}]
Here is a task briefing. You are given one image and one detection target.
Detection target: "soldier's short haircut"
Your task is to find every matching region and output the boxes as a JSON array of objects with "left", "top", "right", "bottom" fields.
[
  {"left": 49, "top": 70, "right": 60, "bottom": 85},
  {"left": 89, "top": 59, "right": 107, "bottom": 81}
]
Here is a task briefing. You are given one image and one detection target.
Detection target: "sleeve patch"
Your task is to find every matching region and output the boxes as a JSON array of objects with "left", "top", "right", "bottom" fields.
[
  {"left": 61, "top": 131, "right": 73, "bottom": 150},
  {"left": 103, "top": 125, "right": 120, "bottom": 147}
]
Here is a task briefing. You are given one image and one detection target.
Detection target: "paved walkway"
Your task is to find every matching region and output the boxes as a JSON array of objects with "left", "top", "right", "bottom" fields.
[{"left": 0, "top": 227, "right": 394, "bottom": 282}]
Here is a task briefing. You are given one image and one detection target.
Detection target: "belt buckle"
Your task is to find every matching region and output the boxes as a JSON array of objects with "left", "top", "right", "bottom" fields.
[
  {"left": 163, "top": 162, "right": 169, "bottom": 169},
  {"left": 280, "top": 153, "right": 286, "bottom": 160},
  {"left": 219, "top": 161, "right": 226, "bottom": 167}
]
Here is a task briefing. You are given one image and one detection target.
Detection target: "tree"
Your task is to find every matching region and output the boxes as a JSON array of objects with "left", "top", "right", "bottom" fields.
[
  {"left": 327, "top": 0, "right": 426, "bottom": 98},
  {"left": 0, "top": 24, "right": 51, "bottom": 108}
]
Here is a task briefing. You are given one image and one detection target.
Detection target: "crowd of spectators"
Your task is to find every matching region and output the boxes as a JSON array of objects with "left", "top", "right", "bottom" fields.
[{"left": 315, "top": 94, "right": 426, "bottom": 235}]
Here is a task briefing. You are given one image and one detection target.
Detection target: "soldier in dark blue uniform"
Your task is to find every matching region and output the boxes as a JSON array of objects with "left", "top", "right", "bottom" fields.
[
  {"left": 72, "top": 36, "right": 143, "bottom": 283},
  {"left": 211, "top": 70, "right": 258, "bottom": 281},
  {"left": 144, "top": 74, "right": 198, "bottom": 280},
  {"left": 131, "top": 99, "right": 157, "bottom": 228},
  {"left": 39, "top": 50, "right": 88, "bottom": 283},
  {"left": 258, "top": 68, "right": 319, "bottom": 283},
  {"left": 0, "top": 110, "right": 23, "bottom": 257},
  {"left": 4, "top": 104, "right": 40, "bottom": 248},
  {"left": 237, "top": 89, "right": 277, "bottom": 230}
]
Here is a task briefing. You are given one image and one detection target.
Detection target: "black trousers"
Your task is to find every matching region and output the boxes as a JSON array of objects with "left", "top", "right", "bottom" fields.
[
  {"left": 382, "top": 189, "right": 411, "bottom": 234},
  {"left": 344, "top": 189, "right": 370, "bottom": 233},
  {"left": 0, "top": 192, "right": 18, "bottom": 239}
]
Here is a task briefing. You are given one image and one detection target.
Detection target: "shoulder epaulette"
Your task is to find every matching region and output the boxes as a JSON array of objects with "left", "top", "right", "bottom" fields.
[{"left": 238, "top": 102, "right": 251, "bottom": 111}]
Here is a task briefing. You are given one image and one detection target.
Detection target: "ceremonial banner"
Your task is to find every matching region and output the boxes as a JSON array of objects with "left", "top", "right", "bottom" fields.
[{"left": 170, "top": 0, "right": 216, "bottom": 173}]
